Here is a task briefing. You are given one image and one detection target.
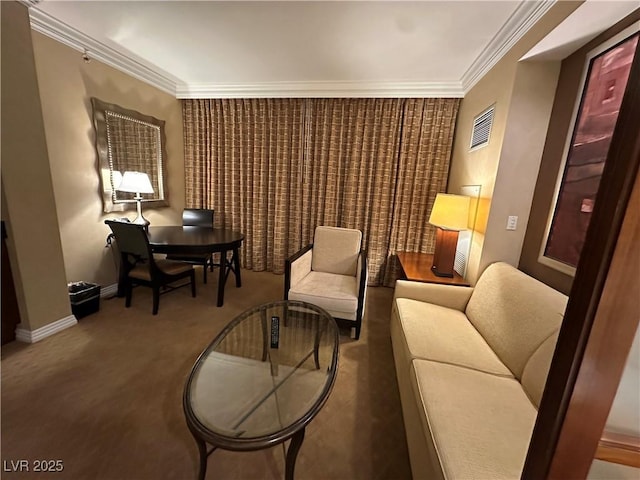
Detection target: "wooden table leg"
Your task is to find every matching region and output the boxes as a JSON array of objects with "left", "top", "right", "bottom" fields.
[
  {"left": 313, "top": 319, "right": 321, "bottom": 370},
  {"left": 285, "top": 428, "right": 305, "bottom": 480},
  {"left": 233, "top": 247, "right": 242, "bottom": 287},
  {"left": 117, "top": 254, "right": 127, "bottom": 297},
  {"left": 196, "top": 437, "right": 208, "bottom": 480},
  {"left": 217, "top": 249, "right": 227, "bottom": 307}
]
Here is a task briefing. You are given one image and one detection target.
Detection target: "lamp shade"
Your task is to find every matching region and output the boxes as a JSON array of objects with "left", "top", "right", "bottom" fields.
[
  {"left": 117, "top": 171, "right": 154, "bottom": 194},
  {"left": 429, "top": 194, "right": 470, "bottom": 231},
  {"left": 111, "top": 170, "right": 123, "bottom": 190}
]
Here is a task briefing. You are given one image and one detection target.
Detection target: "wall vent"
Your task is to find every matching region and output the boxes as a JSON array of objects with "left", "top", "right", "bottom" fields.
[{"left": 470, "top": 105, "right": 495, "bottom": 151}]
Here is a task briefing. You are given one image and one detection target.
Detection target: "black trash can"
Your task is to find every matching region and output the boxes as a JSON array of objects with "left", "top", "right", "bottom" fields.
[{"left": 68, "top": 282, "right": 101, "bottom": 319}]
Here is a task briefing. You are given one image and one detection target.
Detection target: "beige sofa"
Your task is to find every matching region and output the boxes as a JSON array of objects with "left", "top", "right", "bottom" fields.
[{"left": 390, "top": 262, "right": 568, "bottom": 479}]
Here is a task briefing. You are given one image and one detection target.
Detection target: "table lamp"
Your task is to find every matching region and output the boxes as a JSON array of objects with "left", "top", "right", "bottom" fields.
[
  {"left": 117, "top": 171, "right": 154, "bottom": 227},
  {"left": 428, "top": 193, "right": 470, "bottom": 277}
]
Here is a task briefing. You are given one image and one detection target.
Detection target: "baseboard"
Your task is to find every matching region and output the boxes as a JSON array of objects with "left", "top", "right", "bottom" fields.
[
  {"left": 100, "top": 283, "right": 118, "bottom": 298},
  {"left": 15, "top": 315, "right": 78, "bottom": 344}
]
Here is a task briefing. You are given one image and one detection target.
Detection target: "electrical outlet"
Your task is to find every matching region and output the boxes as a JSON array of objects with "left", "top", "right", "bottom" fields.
[{"left": 506, "top": 216, "right": 518, "bottom": 231}]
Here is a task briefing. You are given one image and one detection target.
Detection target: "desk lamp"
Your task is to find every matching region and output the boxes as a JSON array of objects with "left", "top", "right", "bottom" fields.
[
  {"left": 428, "top": 193, "right": 470, "bottom": 277},
  {"left": 117, "top": 171, "right": 154, "bottom": 227}
]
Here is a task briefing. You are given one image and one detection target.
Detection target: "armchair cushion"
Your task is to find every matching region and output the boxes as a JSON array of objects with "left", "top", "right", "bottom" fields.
[
  {"left": 394, "top": 279, "right": 474, "bottom": 312},
  {"left": 412, "top": 360, "right": 537, "bottom": 480},
  {"left": 392, "top": 298, "right": 513, "bottom": 377},
  {"left": 288, "top": 271, "right": 358, "bottom": 320},
  {"left": 129, "top": 259, "right": 195, "bottom": 281},
  {"left": 311, "top": 226, "right": 362, "bottom": 276},
  {"left": 465, "top": 262, "right": 567, "bottom": 379}
]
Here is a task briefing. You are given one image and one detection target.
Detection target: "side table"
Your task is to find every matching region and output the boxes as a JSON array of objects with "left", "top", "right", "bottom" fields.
[{"left": 396, "top": 251, "right": 470, "bottom": 287}]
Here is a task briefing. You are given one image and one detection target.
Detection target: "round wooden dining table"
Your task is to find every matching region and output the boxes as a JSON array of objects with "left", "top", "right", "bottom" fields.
[{"left": 147, "top": 226, "right": 244, "bottom": 307}]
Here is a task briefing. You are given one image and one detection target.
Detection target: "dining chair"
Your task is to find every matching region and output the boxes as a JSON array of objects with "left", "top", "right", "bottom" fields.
[
  {"left": 284, "top": 226, "right": 368, "bottom": 339},
  {"left": 105, "top": 220, "right": 196, "bottom": 315},
  {"left": 166, "top": 208, "right": 215, "bottom": 283}
]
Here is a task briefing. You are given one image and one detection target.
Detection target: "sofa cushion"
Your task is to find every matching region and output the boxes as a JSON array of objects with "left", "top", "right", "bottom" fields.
[
  {"left": 465, "top": 262, "right": 567, "bottom": 379},
  {"left": 311, "top": 226, "right": 362, "bottom": 276},
  {"left": 521, "top": 330, "right": 560, "bottom": 408},
  {"left": 289, "top": 271, "right": 358, "bottom": 319},
  {"left": 411, "top": 360, "right": 538, "bottom": 480},
  {"left": 393, "top": 298, "right": 513, "bottom": 377}
]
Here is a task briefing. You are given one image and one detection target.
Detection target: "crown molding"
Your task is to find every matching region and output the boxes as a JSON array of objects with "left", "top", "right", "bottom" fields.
[
  {"left": 28, "top": 7, "right": 178, "bottom": 96},
  {"left": 18, "top": 0, "right": 42, "bottom": 7},
  {"left": 28, "top": 6, "right": 462, "bottom": 99},
  {"left": 176, "top": 81, "right": 465, "bottom": 99},
  {"left": 27, "top": 1, "right": 554, "bottom": 99},
  {"left": 461, "top": 0, "right": 557, "bottom": 93}
]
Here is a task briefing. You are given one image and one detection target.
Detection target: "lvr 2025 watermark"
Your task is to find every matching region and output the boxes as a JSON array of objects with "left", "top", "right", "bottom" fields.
[{"left": 3, "top": 460, "right": 64, "bottom": 473}]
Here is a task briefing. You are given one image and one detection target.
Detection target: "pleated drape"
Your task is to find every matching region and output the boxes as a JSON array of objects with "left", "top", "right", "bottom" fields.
[
  {"left": 184, "top": 99, "right": 305, "bottom": 272},
  {"left": 183, "top": 97, "right": 460, "bottom": 286},
  {"left": 383, "top": 98, "right": 461, "bottom": 285},
  {"left": 302, "top": 98, "right": 404, "bottom": 285}
]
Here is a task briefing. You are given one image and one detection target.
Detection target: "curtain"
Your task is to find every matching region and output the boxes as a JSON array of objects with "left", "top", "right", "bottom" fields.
[
  {"left": 302, "top": 98, "right": 404, "bottom": 285},
  {"left": 383, "top": 98, "right": 461, "bottom": 285},
  {"left": 183, "top": 97, "right": 460, "bottom": 286},
  {"left": 184, "top": 99, "right": 305, "bottom": 272}
]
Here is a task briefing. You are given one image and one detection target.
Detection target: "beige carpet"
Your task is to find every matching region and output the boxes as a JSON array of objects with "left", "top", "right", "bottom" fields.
[{"left": 1, "top": 269, "right": 412, "bottom": 480}]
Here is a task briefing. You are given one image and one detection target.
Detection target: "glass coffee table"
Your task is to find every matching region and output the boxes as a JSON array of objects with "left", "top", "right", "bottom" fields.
[{"left": 183, "top": 300, "right": 339, "bottom": 480}]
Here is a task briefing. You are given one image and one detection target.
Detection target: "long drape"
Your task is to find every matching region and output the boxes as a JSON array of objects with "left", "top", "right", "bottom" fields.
[
  {"left": 183, "top": 97, "right": 460, "bottom": 286},
  {"left": 184, "top": 99, "right": 305, "bottom": 272}
]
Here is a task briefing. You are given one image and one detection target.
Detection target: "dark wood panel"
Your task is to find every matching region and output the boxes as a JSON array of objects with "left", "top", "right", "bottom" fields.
[
  {"left": 522, "top": 36, "right": 640, "bottom": 480},
  {"left": 596, "top": 432, "right": 640, "bottom": 468},
  {"left": 549, "top": 171, "right": 640, "bottom": 478},
  {"left": 1, "top": 221, "right": 21, "bottom": 345}
]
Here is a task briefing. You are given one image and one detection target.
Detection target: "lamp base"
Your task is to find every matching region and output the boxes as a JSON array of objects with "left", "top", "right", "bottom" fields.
[
  {"left": 130, "top": 215, "right": 150, "bottom": 227},
  {"left": 431, "top": 265, "right": 454, "bottom": 278},
  {"left": 131, "top": 196, "right": 150, "bottom": 229},
  {"left": 432, "top": 227, "right": 459, "bottom": 277}
]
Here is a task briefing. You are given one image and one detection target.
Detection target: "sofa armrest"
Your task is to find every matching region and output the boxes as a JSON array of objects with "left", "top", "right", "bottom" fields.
[
  {"left": 393, "top": 280, "right": 473, "bottom": 312},
  {"left": 284, "top": 244, "right": 313, "bottom": 299}
]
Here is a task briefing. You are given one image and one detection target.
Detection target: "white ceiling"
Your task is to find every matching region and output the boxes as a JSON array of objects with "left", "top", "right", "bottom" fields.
[{"left": 26, "top": 1, "right": 639, "bottom": 98}]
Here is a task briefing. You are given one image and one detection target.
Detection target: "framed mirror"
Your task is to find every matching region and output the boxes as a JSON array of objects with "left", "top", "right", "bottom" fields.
[{"left": 91, "top": 98, "right": 169, "bottom": 213}]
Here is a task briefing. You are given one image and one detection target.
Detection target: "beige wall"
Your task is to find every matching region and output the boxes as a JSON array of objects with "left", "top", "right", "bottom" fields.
[
  {"left": 478, "top": 61, "right": 561, "bottom": 279},
  {"left": 1, "top": 1, "right": 185, "bottom": 334},
  {"left": 31, "top": 32, "right": 185, "bottom": 288},
  {"left": 1, "top": 1, "right": 71, "bottom": 330},
  {"left": 448, "top": 1, "right": 582, "bottom": 284}
]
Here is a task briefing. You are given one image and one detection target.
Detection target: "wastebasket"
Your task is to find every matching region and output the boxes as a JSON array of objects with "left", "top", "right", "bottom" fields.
[{"left": 68, "top": 282, "right": 101, "bottom": 319}]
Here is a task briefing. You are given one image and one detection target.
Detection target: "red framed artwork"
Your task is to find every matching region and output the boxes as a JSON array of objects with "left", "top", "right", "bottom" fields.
[{"left": 540, "top": 26, "right": 639, "bottom": 275}]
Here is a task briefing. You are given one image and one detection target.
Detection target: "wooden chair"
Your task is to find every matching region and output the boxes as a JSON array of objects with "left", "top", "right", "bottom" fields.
[
  {"left": 105, "top": 220, "right": 196, "bottom": 315},
  {"left": 284, "top": 226, "right": 368, "bottom": 339},
  {"left": 166, "top": 209, "right": 215, "bottom": 283}
]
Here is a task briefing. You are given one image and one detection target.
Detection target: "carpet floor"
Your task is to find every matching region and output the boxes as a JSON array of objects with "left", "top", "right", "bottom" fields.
[{"left": 1, "top": 269, "right": 412, "bottom": 480}]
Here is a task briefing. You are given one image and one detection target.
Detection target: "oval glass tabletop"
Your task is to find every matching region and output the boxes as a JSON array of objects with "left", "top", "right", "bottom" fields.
[{"left": 184, "top": 300, "right": 339, "bottom": 447}]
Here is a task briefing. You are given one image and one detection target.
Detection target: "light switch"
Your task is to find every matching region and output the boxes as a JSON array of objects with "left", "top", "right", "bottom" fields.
[{"left": 506, "top": 216, "right": 518, "bottom": 231}]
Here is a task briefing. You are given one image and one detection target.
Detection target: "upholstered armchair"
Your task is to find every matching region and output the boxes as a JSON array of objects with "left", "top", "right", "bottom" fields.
[{"left": 284, "top": 226, "right": 368, "bottom": 340}]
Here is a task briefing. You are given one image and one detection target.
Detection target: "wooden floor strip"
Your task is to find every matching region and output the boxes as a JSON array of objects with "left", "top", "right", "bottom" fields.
[{"left": 595, "top": 431, "right": 640, "bottom": 468}]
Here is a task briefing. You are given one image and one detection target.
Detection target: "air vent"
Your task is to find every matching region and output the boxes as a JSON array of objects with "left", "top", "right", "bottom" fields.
[{"left": 470, "top": 105, "right": 495, "bottom": 151}]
